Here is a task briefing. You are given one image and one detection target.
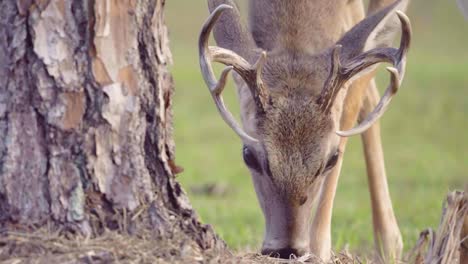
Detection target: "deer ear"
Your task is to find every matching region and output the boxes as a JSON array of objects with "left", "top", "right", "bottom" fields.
[
  {"left": 208, "top": 0, "right": 257, "bottom": 59},
  {"left": 338, "top": 0, "right": 409, "bottom": 60}
]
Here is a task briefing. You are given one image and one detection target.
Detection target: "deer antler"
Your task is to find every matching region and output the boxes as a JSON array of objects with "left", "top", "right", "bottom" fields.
[
  {"left": 199, "top": 4, "right": 268, "bottom": 144},
  {"left": 319, "top": 11, "right": 411, "bottom": 137}
]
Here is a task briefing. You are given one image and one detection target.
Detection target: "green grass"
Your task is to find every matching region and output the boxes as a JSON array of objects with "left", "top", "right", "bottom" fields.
[{"left": 166, "top": 0, "right": 468, "bottom": 253}]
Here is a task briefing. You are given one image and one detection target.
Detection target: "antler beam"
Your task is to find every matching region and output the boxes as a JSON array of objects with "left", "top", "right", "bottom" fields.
[
  {"left": 319, "top": 11, "right": 412, "bottom": 137},
  {"left": 199, "top": 4, "right": 268, "bottom": 144},
  {"left": 337, "top": 11, "right": 411, "bottom": 137}
]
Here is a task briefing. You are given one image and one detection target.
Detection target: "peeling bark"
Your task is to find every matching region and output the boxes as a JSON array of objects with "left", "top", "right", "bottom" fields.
[{"left": 0, "top": 0, "right": 219, "bottom": 250}]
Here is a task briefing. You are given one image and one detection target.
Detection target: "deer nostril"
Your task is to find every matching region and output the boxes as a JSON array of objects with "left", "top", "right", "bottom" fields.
[{"left": 261, "top": 247, "right": 306, "bottom": 259}]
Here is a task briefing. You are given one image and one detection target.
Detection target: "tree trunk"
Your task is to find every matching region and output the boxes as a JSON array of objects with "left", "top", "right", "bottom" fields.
[
  {"left": 461, "top": 187, "right": 468, "bottom": 264},
  {"left": 0, "top": 0, "right": 219, "bottom": 253}
]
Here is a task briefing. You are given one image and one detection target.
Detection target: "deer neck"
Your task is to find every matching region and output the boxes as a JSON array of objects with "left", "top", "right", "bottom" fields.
[{"left": 250, "top": 0, "right": 365, "bottom": 54}]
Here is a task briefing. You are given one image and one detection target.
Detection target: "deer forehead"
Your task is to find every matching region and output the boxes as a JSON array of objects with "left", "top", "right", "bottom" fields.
[{"left": 262, "top": 52, "right": 331, "bottom": 95}]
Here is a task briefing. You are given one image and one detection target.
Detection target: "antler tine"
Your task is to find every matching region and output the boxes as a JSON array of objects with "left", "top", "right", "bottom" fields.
[
  {"left": 199, "top": 4, "right": 259, "bottom": 144},
  {"left": 318, "top": 44, "right": 343, "bottom": 112},
  {"left": 199, "top": 5, "right": 231, "bottom": 91},
  {"left": 337, "top": 10, "right": 412, "bottom": 137},
  {"left": 208, "top": 46, "right": 252, "bottom": 78},
  {"left": 394, "top": 10, "right": 411, "bottom": 77},
  {"left": 254, "top": 51, "right": 267, "bottom": 86},
  {"left": 209, "top": 46, "right": 270, "bottom": 112},
  {"left": 253, "top": 51, "right": 269, "bottom": 108}
]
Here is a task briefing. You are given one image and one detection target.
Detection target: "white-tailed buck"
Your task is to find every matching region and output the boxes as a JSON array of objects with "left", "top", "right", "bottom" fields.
[{"left": 199, "top": 0, "right": 412, "bottom": 261}]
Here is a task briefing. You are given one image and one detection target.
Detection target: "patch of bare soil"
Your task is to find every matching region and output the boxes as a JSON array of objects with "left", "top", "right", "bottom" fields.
[{"left": 0, "top": 190, "right": 465, "bottom": 264}]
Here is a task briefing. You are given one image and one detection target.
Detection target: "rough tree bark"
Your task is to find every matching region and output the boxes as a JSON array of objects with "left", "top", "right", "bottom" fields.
[
  {"left": 0, "top": 0, "right": 219, "bottom": 253},
  {"left": 461, "top": 187, "right": 468, "bottom": 264}
]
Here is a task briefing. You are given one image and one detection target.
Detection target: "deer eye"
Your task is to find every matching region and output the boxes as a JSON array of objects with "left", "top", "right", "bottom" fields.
[
  {"left": 325, "top": 151, "right": 340, "bottom": 171},
  {"left": 242, "top": 146, "right": 261, "bottom": 173}
]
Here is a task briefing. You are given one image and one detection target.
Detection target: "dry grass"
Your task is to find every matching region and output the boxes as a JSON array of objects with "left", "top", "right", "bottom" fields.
[
  {"left": 0, "top": 230, "right": 358, "bottom": 264},
  {"left": 0, "top": 229, "right": 217, "bottom": 264},
  {"left": 406, "top": 190, "right": 467, "bottom": 264},
  {"left": 0, "top": 190, "right": 466, "bottom": 264},
  {"left": 237, "top": 251, "right": 360, "bottom": 264}
]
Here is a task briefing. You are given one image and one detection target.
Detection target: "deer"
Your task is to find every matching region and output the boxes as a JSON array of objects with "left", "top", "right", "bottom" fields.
[{"left": 198, "top": 0, "right": 412, "bottom": 261}]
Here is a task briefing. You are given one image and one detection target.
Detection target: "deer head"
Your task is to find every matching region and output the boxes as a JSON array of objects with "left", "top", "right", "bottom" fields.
[{"left": 199, "top": 0, "right": 411, "bottom": 258}]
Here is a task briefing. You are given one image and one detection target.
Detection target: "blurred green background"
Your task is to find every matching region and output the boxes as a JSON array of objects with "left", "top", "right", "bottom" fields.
[{"left": 166, "top": 0, "right": 467, "bottom": 253}]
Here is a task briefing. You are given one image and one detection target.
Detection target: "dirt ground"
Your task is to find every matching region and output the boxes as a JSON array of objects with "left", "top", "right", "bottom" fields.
[
  {"left": 0, "top": 230, "right": 359, "bottom": 264},
  {"left": 0, "top": 190, "right": 465, "bottom": 264}
]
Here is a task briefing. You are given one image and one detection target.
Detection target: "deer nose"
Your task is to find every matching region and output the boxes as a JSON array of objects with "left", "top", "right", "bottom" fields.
[{"left": 261, "top": 246, "right": 308, "bottom": 259}]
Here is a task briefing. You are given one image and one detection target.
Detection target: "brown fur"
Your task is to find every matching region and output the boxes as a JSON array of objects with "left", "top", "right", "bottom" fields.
[
  {"left": 256, "top": 51, "right": 336, "bottom": 199},
  {"left": 206, "top": 0, "right": 409, "bottom": 260},
  {"left": 249, "top": 0, "right": 347, "bottom": 53},
  {"left": 260, "top": 96, "right": 332, "bottom": 199}
]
